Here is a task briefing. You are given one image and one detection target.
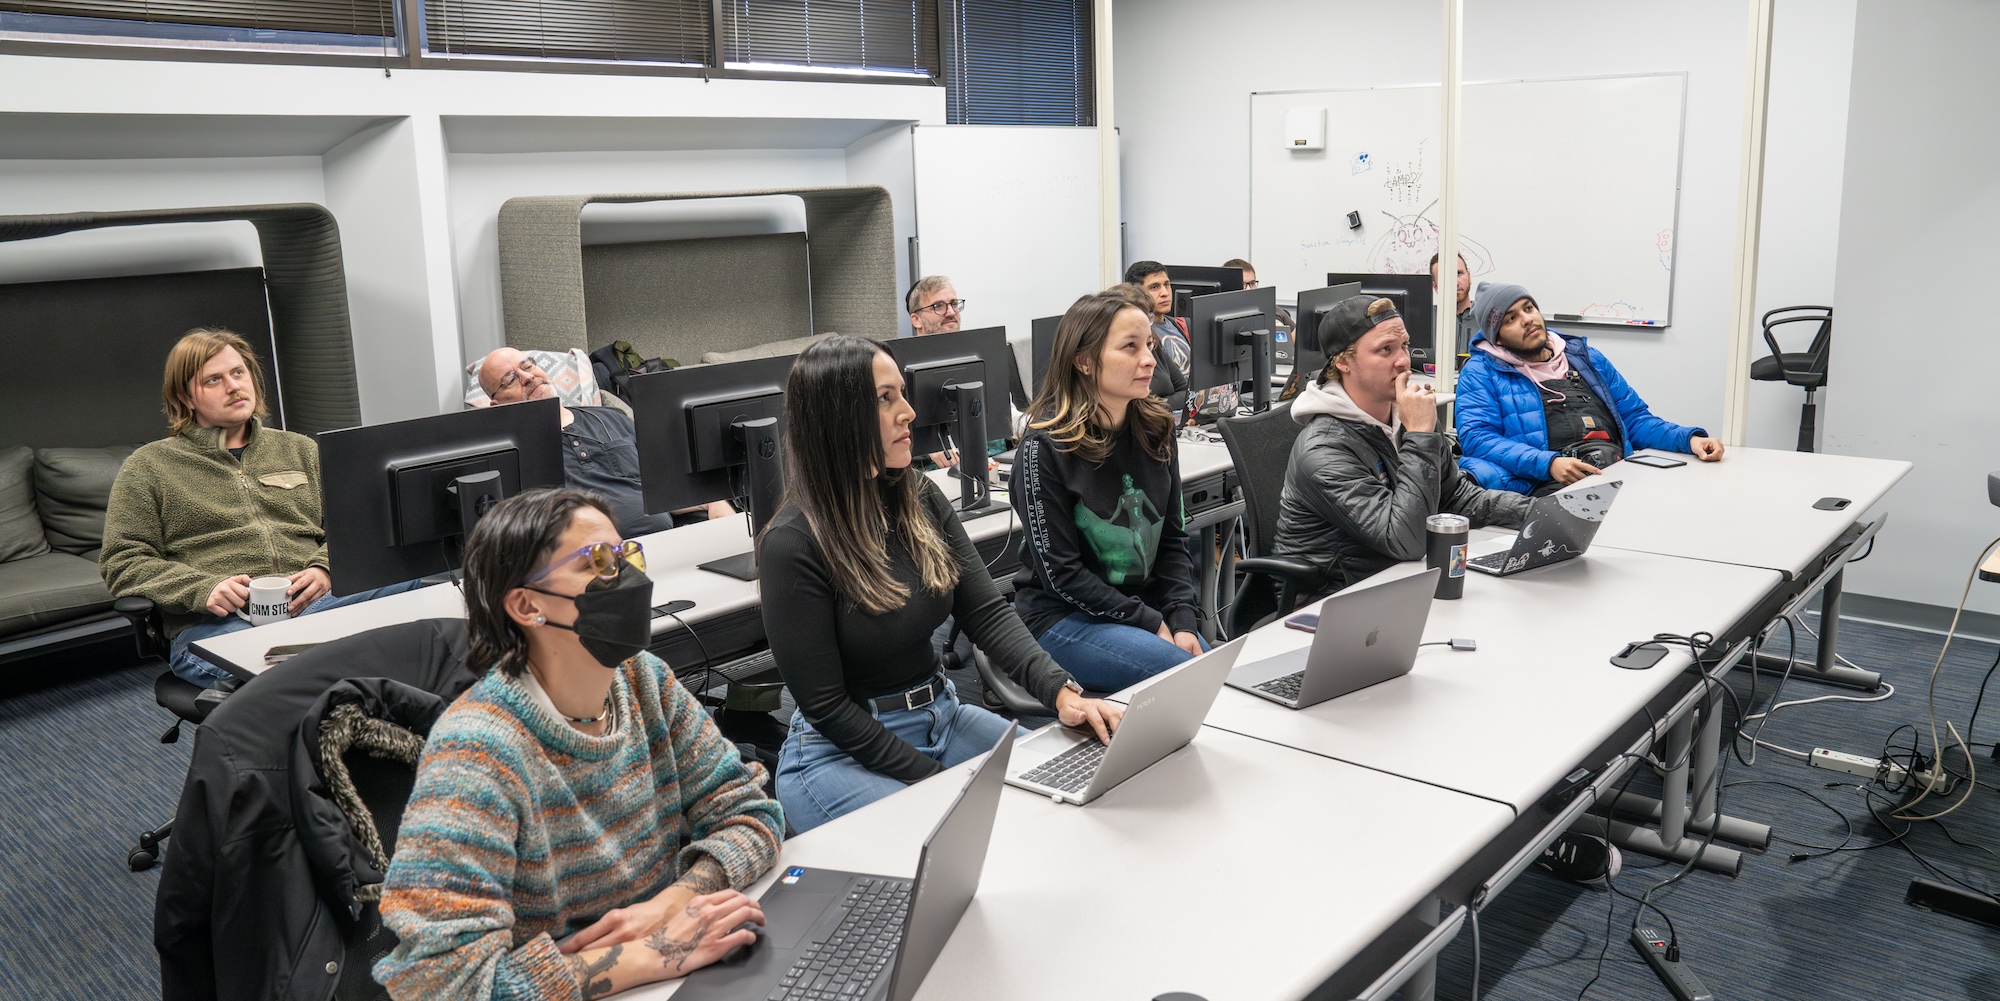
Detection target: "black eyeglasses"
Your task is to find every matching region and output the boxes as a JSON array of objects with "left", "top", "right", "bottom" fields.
[{"left": 918, "top": 299, "right": 967, "bottom": 317}]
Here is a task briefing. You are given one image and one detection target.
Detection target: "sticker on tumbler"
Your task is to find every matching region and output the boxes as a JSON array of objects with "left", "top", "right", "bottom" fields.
[{"left": 1448, "top": 544, "right": 1467, "bottom": 578}]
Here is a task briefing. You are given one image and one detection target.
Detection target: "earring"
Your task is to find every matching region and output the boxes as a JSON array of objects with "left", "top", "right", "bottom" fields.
[{"left": 534, "top": 615, "right": 546, "bottom": 624}]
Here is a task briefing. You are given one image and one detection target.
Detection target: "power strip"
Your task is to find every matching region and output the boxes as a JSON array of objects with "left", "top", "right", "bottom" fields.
[
  {"left": 1808, "top": 748, "right": 1954, "bottom": 793},
  {"left": 1631, "top": 927, "right": 1714, "bottom": 1001}
]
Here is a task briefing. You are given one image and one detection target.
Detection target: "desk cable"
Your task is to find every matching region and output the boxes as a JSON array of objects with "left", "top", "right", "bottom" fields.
[
  {"left": 1578, "top": 631, "right": 1730, "bottom": 1001},
  {"left": 656, "top": 607, "right": 717, "bottom": 712}
]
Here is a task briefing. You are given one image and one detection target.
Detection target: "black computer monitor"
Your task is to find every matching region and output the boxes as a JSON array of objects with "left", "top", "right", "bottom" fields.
[
  {"left": 1289, "top": 282, "right": 1364, "bottom": 382},
  {"left": 1165, "top": 265, "right": 1245, "bottom": 319},
  {"left": 884, "top": 325, "right": 1013, "bottom": 516},
  {"left": 1029, "top": 314, "right": 1061, "bottom": 400},
  {"left": 629, "top": 355, "right": 795, "bottom": 582},
  {"left": 319, "top": 397, "right": 566, "bottom": 596},
  {"left": 1187, "top": 286, "right": 1280, "bottom": 417},
  {"left": 1326, "top": 273, "right": 1437, "bottom": 374}
]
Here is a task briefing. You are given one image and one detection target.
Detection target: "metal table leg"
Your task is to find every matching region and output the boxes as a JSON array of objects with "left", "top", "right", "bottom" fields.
[
  {"left": 1607, "top": 690, "right": 1744, "bottom": 875},
  {"left": 1401, "top": 898, "right": 1439, "bottom": 1001}
]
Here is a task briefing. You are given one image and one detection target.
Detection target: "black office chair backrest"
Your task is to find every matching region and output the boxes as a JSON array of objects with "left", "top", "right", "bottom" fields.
[
  {"left": 1216, "top": 400, "right": 1304, "bottom": 559},
  {"left": 1759, "top": 305, "right": 1832, "bottom": 387}
]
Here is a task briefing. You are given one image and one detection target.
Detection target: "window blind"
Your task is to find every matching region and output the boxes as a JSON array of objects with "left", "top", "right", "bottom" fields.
[
  {"left": 425, "top": 0, "right": 710, "bottom": 64},
  {"left": 723, "top": 0, "right": 938, "bottom": 76},
  {"left": 944, "top": 0, "right": 1093, "bottom": 126},
  {"left": 3, "top": 0, "right": 393, "bottom": 36}
]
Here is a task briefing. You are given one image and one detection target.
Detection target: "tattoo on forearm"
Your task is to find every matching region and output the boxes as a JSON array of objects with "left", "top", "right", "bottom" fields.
[
  {"left": 567, "top": 943, "right": 621, "bottom": 999},
  {"left": 678, "top": 856, "right": 731, "bottom": 895},
  {"left": 647, "top": 923, "right": 705, "bottom": 975}
]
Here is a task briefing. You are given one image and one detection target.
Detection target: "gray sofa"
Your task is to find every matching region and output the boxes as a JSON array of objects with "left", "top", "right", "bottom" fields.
[{"left": 0, "top": 445, "right": 151, "bottom": 663}]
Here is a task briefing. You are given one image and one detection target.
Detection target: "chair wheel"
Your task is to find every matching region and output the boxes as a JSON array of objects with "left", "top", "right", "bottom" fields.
[{"left": 128, "top": 847, "right": 158, "bottom": 872}]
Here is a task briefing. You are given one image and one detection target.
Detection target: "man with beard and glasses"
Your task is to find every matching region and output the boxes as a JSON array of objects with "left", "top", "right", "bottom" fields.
[
  {"left": 1454, "top": 283, "right": 1723, "bottom": 496},
  {"left": 101, "top": 328, "right": 426, "bottom": 688}
]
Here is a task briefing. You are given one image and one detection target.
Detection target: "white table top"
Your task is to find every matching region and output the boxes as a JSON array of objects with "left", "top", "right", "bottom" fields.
[
  {"left": 1192, "top": 548, "right": 1781, "bottom": 814},
  {"left": 1579, "top": 447, "right": 1909, "bottom": 578},
  {"left": 630, "top": 725, "right": 1512, "bottom": 1001}
]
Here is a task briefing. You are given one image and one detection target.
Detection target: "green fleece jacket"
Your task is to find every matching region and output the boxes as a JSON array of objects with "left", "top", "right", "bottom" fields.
[{"left": 100, "top": 419, "right": 329, "bottom": 639}]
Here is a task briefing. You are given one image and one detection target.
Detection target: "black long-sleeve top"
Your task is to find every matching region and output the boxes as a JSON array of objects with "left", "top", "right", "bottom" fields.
[
  {"left": 758, "top": 476, "right": 1073, "bottom": 783},
  {"left": 1009, "top": 423, "right": 1201, "bottom": 639}
]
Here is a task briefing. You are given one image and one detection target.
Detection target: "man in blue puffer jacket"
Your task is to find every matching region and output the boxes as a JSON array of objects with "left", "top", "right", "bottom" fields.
[{"left": 1455, "top": 283, "right": 1725, "bottom": 494}]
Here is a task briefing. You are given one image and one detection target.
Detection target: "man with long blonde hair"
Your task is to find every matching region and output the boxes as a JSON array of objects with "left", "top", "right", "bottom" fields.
[{"left": 101, "top": 328, "right": 421, "bottom": 687}]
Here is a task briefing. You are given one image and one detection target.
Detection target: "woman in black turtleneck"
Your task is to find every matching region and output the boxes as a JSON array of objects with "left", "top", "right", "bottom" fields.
[{"left": 756, "top": 335, "right": 1122, "bottom": 834}]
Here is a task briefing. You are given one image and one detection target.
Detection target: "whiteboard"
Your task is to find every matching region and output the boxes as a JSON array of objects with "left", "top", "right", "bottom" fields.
[
  {"left": 1250, "top": 74, "right": 1685, "bottom": 328},
  {"left": 913, "top": 125, "right": 1102, "bottom": 375}
]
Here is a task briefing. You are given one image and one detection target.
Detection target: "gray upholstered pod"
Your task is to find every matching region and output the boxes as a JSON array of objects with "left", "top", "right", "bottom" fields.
[
  {"left": 496, "top": 186, "right": 898, "bottom": 362},
  {"left": 0, "top": 204, "right": 362, "bottom": 435}
]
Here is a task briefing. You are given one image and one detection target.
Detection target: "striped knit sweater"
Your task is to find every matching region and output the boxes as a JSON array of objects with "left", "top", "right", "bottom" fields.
[{"left": 375, "top": 652, "right": 784, "bottom": 1000}]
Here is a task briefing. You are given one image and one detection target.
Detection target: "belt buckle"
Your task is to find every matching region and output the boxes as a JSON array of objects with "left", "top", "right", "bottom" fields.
[{"left": 904, "top": 680, "right": 933, "bottom": 711}]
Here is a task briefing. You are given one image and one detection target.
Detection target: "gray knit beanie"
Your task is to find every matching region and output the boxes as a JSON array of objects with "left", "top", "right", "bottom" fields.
[{"left": 1472, "top": 283, "right": 1536, "bottom": 341}]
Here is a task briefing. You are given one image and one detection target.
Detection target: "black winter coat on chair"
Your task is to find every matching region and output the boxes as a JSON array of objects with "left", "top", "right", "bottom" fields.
[{"left": 154, "top": 618, "right": 482, "bottom": 1001}]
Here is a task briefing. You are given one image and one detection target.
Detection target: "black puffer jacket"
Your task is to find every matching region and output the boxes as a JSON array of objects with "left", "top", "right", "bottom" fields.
[
  {"left": 156, "top": 618, "right": 481, "bottom": 1001},
  {"left": 1272, "top": 376, "right": 1530, "bottom": 593}
]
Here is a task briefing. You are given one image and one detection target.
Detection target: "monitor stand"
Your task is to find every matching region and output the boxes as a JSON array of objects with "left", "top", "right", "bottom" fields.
[
  {"left": 1237, "top": 328, "right": 1275, "bottom": 413},
  {"left": 699, "top": 416, "right": 783, "bottom": 582},
  {"left": 946, "top": 381, "right": 1001, "bottom": 517}
]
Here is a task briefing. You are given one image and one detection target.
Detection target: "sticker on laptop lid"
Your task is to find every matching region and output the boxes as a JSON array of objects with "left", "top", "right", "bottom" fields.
[{"left": 781, "top": 866, "right": 806, "bottom": 884}]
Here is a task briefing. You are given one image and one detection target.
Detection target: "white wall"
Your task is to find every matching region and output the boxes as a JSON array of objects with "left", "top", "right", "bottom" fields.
[
  {"left": 0, "top": 52, "right": 943, "bottom": 419},
  {"left": 1748, "top": 0, "right": 1858, "bottom": 451},
  {"left": 1114, "top": 0, "right": 1856, "bottom": 445},
  {"left": 1827, "top": 0, "right": 2000, "bottom": 614}
]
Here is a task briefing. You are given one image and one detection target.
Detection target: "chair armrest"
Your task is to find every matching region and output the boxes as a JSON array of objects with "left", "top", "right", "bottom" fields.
[
  {"left": 113, "top": 596, "right": 166, "bottom": 659},
  {"left": 1234, "top": 556, "right": 1323, "bottom": 587},
  {"left": 971, "top": 650, "right": 1051, "bottom": 718}
]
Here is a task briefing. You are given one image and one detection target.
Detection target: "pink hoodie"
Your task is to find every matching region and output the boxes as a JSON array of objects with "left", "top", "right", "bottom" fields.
[{"left": 1476, "top": 331, "right": 1572, "bottom": 398}]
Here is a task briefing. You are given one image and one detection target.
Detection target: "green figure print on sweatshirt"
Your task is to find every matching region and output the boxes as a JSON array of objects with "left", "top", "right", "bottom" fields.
[{"left": 1075, "top": 474, "right": 1164, "bottom": 585}]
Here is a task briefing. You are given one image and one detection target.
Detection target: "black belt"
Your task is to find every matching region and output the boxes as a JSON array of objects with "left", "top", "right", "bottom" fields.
[{"left": 868, "top": 674, "right": 947, "bottom": 713}]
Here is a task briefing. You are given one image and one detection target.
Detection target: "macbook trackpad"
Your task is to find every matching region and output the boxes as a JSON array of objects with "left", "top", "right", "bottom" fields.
[{"left": 762, "top": 891, "right": 835, "bottom": 950}]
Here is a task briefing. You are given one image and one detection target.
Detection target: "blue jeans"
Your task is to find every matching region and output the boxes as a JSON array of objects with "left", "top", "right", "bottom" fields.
[
  {"left": 776, "top": 679, "right": 1022, "bottom": 835},
  {"left": 168, "top": 578, "right": 429, "bottom": 688},
  {"left": 1035, "top": 613, "right": 1209, "bottom": 693}
]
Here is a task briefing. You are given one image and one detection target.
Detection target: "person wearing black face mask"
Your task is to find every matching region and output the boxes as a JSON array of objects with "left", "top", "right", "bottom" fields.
[{"left": 377, "top": 488, "right": 784, "bottom": 1000}]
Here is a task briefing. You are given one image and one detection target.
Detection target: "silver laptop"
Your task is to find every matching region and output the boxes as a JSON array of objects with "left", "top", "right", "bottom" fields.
[
  {"left": 1226, "top": 567, "right": 1440, "bottom": 709},
  {"left": 1466, "top": 480, "right": 1624, "bottom": 577},
  {"left": 1004, "top": 635, "right": 1247, "bottom": 805},
  {"left": 673, "top": 729, "right": 1011, "bottom": 1001}
]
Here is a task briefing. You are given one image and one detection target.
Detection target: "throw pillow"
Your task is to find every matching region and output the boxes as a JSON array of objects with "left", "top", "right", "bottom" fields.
[
  {"left": 0, "top": 446, "right": 50, "bottom": 563},
  {"left": 35, "top": 445, "right": 137, "bottom": 556}
]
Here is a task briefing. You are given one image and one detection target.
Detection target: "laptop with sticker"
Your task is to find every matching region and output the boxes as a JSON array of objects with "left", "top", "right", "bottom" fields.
[{"left": 1465, "top": 481, "right": 1623, "bottom": 577}]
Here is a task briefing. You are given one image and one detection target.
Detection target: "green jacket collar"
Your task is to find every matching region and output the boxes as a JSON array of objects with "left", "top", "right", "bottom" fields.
[{"left": 182, "top": 417, "right": 264, "bottom": 453}]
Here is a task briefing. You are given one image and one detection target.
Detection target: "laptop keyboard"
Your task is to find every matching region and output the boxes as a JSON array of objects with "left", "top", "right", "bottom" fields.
[
  {"left": 1018, "top": 739, "right": 1107, "bottom": 794},
  {"left": 1466, "top": 550, "right": 1509, "bottom": 572},
  {"left": 768, "top": 877, "right": 911, "bottom": 1001},
  {"left": 1254, "top": 670, "right": 1306, "bottom": 701}
]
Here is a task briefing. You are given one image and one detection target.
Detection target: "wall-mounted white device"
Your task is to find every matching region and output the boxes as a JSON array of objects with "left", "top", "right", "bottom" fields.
[{"left": 1284, "top": 107, "right": 1327, "bottom": 151}]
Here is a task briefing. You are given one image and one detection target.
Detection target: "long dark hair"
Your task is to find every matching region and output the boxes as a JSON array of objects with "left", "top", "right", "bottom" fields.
[
  {"left": 1026, "top": 291, "right": 1175, "bottom": 464},
  {"left": 462, "top": 487, "right": 617, "bottom": 678},
  {"left": 765, "top": 335, "right": 959, "bottom": 615}
]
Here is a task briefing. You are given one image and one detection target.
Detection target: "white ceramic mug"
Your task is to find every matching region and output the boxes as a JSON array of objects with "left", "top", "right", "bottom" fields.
[{"left": 238, "top": 575, "right": 295, "bottom": 625}]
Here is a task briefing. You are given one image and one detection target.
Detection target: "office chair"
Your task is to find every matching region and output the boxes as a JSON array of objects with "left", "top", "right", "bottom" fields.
[
  {"left": 1214, "top": 402, "right": 1323, "bottom": 636},
  {"left": 1749, "top": 305, "right": 1831, "bottom": 452},
  {"left": 940, "top": 576, "right": 1050, "bottom": 715},
  {"left": 155, "top": 619, "right": 480, "bottom": 1001}
]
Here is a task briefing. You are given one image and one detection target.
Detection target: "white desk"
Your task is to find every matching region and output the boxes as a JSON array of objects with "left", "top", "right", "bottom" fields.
[
  {"left": 630, "top": 725, "right": 1513, "bottom": 1001},
  {"left": 193, "top": 511, "right": 768, "bottom": 679},
  {"left": 1580, "top": 446, "right": 1908, "bottom": 578},
  {"left": 1193, "top": 550, "right": 1780, "bottom": 816}
]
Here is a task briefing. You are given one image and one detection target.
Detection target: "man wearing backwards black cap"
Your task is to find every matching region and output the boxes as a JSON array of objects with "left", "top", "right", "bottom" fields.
[
  {"left": 1455, "top": 283, "right": 1723, "bottom": 495},
  {"left": 1270, "top": 295, "right": 1529, "bottom": 593}
]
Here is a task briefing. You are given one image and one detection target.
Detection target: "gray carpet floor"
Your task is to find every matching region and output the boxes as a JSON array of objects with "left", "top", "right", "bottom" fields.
[{"left": 1, "top": 613, "right": 1995, "bottom": 1000}]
